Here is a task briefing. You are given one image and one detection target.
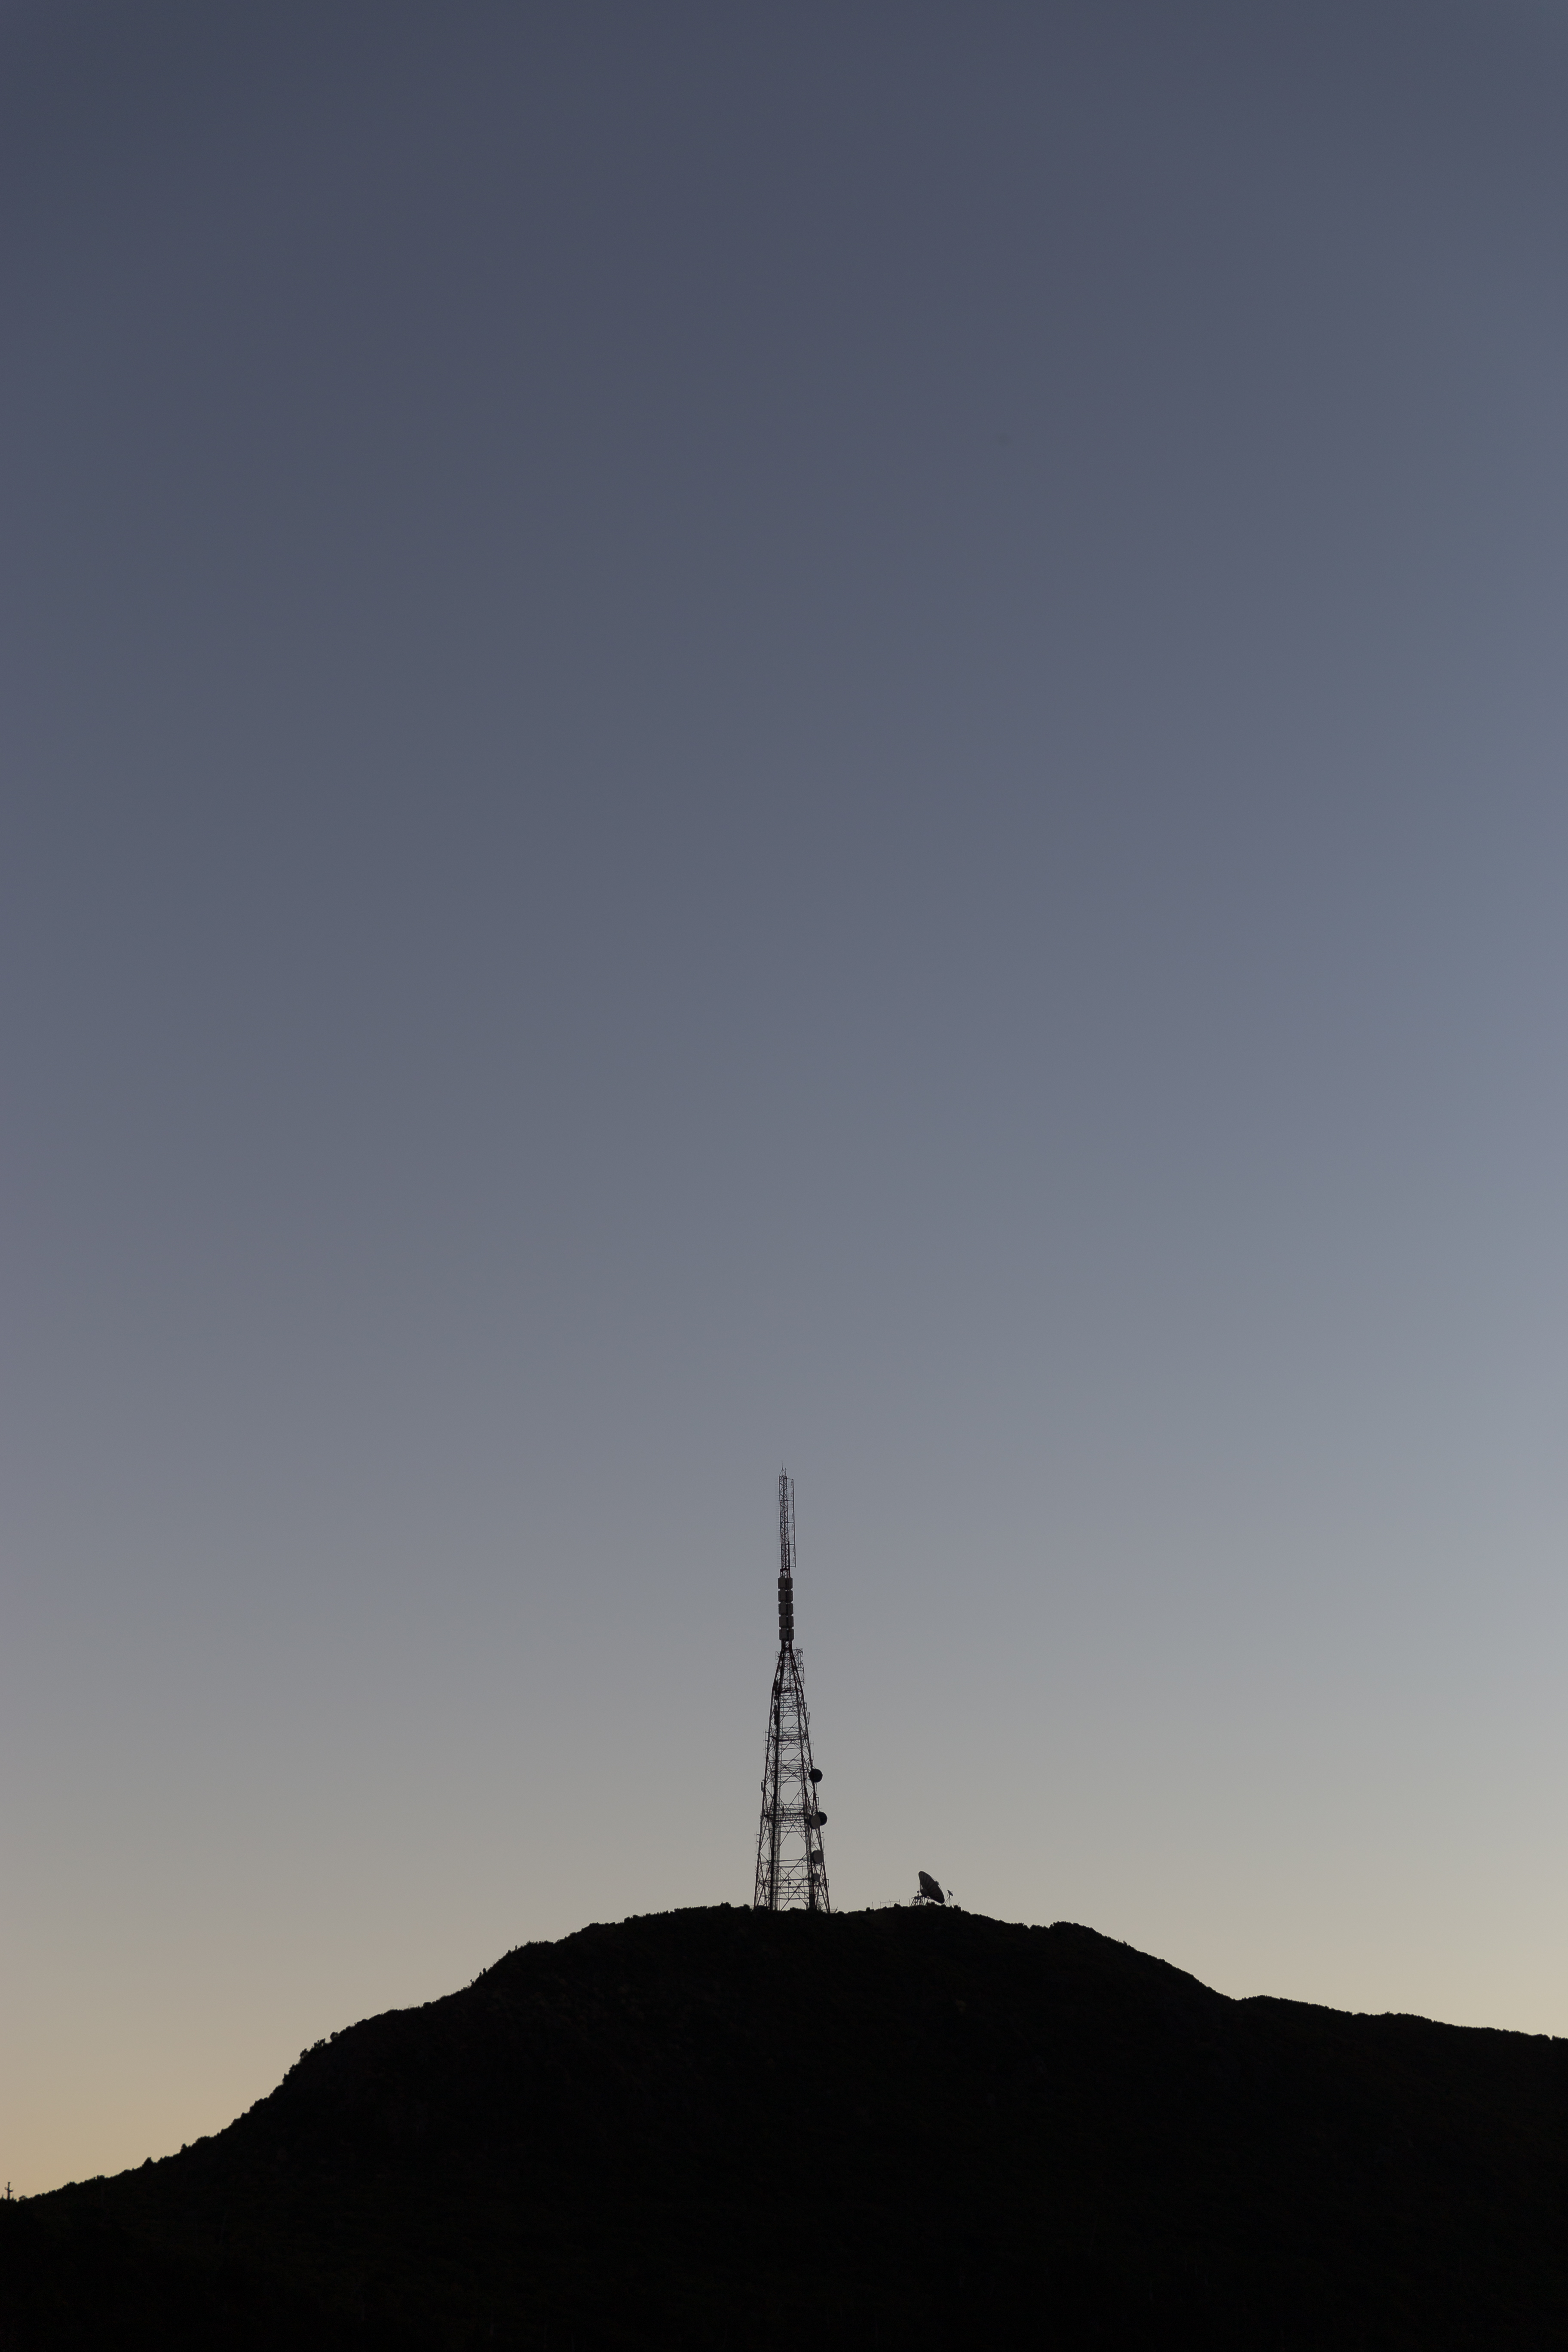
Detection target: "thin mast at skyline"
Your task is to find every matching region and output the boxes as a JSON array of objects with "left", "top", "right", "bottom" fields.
[{"left": 752, "top": 1472, "right": 829, "bottom": 1912}]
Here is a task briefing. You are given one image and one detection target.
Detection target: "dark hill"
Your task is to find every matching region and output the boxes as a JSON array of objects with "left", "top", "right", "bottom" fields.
[{"left": 6, "top": 1905, "right": 1568, "bottom": 2348}]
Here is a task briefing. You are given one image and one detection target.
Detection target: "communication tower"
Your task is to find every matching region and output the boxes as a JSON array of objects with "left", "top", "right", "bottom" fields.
[{"left": 752, "top": 1472, "right": 830, "bottom": 1911}]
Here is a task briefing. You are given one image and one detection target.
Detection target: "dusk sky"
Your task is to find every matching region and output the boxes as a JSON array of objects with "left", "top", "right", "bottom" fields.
[{"left": 5, "top": 0, "right": 1568, "bottom": 2195}]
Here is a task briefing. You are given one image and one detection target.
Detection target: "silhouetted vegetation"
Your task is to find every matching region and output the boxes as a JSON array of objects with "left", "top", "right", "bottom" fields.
[{"left": 6, "top": 1905, "right": 1568, "bottom": 2346}]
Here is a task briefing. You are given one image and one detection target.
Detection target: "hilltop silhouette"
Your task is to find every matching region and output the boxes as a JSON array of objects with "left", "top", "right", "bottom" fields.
[{"left": 5, "top": 1904, "right": 1568, "bottom": 2347}]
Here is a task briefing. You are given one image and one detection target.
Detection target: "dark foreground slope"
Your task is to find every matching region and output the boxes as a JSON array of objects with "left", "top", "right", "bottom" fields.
[{"left": 6, "top": 1906, "right": 1568, "bottom": 2350}]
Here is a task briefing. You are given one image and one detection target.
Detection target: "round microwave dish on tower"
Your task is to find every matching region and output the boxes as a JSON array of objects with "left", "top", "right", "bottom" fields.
[{"left": 752, "top": 1471, "right": 830, "bottom": 1914}]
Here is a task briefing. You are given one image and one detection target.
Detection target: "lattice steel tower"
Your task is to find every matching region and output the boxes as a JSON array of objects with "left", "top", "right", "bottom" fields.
[{"left": 753, "top": 1471, "right": 830, "bottom": 1911}]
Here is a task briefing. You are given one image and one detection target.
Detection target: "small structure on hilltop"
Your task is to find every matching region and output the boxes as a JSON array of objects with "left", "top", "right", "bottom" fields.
[
  {"left": 913, "top": 1871, "right": 958, "bottom": 1908},
  {"left": 752, "top": 1471, "right": 830, "bottom": 1912}
]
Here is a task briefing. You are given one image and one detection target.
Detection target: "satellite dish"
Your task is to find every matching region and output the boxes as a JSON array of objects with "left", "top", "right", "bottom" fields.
[
  {"left": 809, "top": 1767, "right": 823, "bottom": 1783},
  {"left": 917, "top": 1871, "right": 946, "bottom": 1905}
]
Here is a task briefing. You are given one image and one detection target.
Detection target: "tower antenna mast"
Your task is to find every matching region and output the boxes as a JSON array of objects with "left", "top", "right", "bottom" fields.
[{"left": 753, "top": 1471, "right": 830, "bottom": 1911}]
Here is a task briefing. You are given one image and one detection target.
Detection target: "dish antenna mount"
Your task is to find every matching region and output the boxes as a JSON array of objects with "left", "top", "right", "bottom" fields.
[{"left": 913, "top": 1871, "right": 958, "bottom": 1908}]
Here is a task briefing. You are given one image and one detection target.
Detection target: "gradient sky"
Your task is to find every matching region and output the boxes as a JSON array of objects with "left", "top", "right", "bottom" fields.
[{"left": 4, "top": 0, "right": 1567, "bottom": 2196}]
